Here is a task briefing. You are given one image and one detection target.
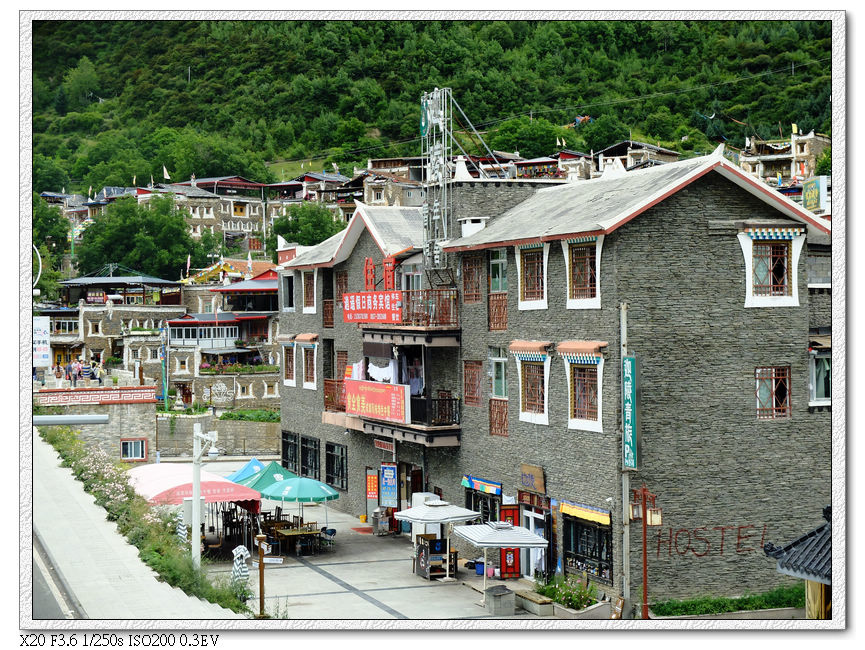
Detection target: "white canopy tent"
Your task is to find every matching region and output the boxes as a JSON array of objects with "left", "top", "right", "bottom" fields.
[
  {"left": 452, "top": 520, "right": 548, "bottom": 604},
  {"left": 393, "top": 500, "right": 481, "bottom": 581}
]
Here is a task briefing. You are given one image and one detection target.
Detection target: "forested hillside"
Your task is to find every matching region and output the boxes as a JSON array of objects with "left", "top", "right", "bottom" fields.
[{"left": 32, "top": 19, "right": 832, "bottom": 194}]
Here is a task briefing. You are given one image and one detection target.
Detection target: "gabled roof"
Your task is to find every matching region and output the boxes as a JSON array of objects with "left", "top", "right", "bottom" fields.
[
  {"left": 294, "top": 171, "right": 351, "bottom": 184},
  {"left": 764, "top": 507, "right": 832, "bottom": 585},
  {"left": 60, "top": 275, "right": 179, "bottom": 287},
  {"left": 153, "top": 183, "right": 220, "bottom": 198},
  {"left": 444, "top": 147, "right": 830, "bottom": 254},
  {"left": 597, "top": 140, "right": 681, "bottom": 157},
  {"left": 285, "top": 202, "right": 422, "bottom": 270}
]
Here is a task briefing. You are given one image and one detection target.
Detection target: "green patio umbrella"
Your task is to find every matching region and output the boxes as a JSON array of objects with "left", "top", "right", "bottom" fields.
[
  {"left": 260, "top": 476, "right": 340, "bottom": 526},
  {"left": 236, "top": 461, "right": 297, "bottom": 492}
]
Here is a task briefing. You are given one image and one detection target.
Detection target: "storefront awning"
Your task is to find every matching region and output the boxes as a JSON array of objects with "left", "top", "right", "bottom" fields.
[
  {"left": 560, "top": 501, "right": 611, "bottom": 526},
  {"left": 461, "top": 474, "right": 502, "bottom": 495},
  {"left": 809, "top": 335, "right": 831, "bottom": 350},
  {"left": 295, "top": 333, "right": 319, "bottom": 344},
  {"left": 508, "top": 340, "right": 551, "bottom": 354},
  {"left": 200, "top": 347, "right": 252, "bottom": 355}
]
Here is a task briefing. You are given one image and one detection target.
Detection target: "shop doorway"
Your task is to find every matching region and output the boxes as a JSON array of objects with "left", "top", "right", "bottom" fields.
[{"left": 522, "top": 507, "right": 547, "bottom": 580}]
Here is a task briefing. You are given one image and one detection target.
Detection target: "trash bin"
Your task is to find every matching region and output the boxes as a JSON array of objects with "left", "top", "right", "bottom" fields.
[
  {"left": 485, "top": 584, "right": 515, "bottom": 616},
  {"left": 475, "top": 562, "right": 484, "bottom": 576}
]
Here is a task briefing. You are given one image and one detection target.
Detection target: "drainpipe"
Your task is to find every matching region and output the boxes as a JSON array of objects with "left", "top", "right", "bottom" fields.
[{"left": 620, "top": 302, "right": 630, "bottom": 608}]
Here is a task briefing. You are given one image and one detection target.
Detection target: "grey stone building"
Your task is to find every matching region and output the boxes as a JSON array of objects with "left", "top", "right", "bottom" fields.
[{"left": 276, "top": 148, "right": 832, "bottom": 607}]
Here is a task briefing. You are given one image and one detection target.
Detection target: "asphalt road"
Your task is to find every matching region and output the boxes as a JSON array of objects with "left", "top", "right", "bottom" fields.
[{"left": 32, "top": 536, "right": 80, "bottom": 620}]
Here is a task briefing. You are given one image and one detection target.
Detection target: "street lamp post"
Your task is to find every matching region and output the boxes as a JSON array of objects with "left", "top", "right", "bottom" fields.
[
  {"left": 191, "top": 423, "right": 219, "bottom": 570},
  {"left": 630, "top": 483, "right": 662, "bottom": 619}
]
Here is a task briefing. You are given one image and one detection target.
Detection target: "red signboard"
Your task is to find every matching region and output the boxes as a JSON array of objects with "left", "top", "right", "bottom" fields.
[
  {"left": 342, "top": 291, "right": 402, "bottom": 324},
  {"left": 374, "top": 439, "right": 395, "bottom": 454},
  {"left": 345, "top": 379, "right": 410, "bottom": 424},
  {"left": 366, "top": 473, "right": 379, "bottom": 500}
]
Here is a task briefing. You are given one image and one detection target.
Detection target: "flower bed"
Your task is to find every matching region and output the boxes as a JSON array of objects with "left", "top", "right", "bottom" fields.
[
  {"left": 37, "top": 426, "right": 250, "bottom": 614},
  {"left": 218, "top": 409, "right": 280, "bottom": 422},
  {"left": 200, "top": 364, "right": 279, "bottom": 375},
  {"left": 651, "top": 584, "right": 805, "bottom": 617},
  {"left": 535, "top": 575, "right": 598, "bottom": 612}
]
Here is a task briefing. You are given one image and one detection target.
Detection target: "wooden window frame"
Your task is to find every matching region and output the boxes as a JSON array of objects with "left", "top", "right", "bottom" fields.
[
  {"left": 282, "top": 274, "right": 295, "bottom": 311},
  {"left": 303, "top": 271, "right": 316, "bottom": 311},
  {"left": 462, "top": 256, "right": 483, "bottom": 304},
  {"left": 489, "top": 249, "right": 508, "bottom": 293},
  {"left": 570, "top": 365, "right": 598, "bottom": 421},
  {"left": 520, "top": 249, "right": 545, "bottom": 302},
  {"left": 283, "top": 345, "right": 295, "bottom": 384},
  {"left": 755, "top": 366, "right": 791, "bottom": 419},
  {"left": 463, "top": 360, "right": 483, "bottom": 407},
  {"left": 300, "top": 436, "right": 320, "bottom": 479},
  {"left": 303, "top": 346, "right": 316, "bottom": 389},
  {"left": 568, "top": 243, "right": 597, "bottom": 300},
  {"left": 335, "top": 270, "right": 348, "bottom": 303},
  {"left": 521, "top": 361, "right": 545, "bottom": 415},
  {"left": 753, "top": 240, "right": 792, "bottom": 297}
]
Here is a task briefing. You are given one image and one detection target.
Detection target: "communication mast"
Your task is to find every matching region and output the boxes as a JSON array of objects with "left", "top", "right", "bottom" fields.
[{"left": 420, "top": 87, "right": 502, "bottom": 271}]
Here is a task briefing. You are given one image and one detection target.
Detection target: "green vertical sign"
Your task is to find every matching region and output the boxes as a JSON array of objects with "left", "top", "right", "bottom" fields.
[{"left": 622, "top": 355, "right": 640, "bottom": 470}]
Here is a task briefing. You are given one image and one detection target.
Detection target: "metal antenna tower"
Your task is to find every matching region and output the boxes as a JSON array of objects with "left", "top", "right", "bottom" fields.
[{"left": 420, "top": 88, "right": 502, "bottom": 271}]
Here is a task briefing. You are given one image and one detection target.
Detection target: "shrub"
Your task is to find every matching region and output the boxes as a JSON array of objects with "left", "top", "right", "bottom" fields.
[
  {"left": 219, "top": 409, "right": 280, "bottom": 422},
  {"left": 651, "top": 583, "right": 805, "bottom": 616},
  {"left": 535, "top": 575, "right": 598, "bottom": 611},
  {"left": 36, "top": 426, "right": 251, "bottom": 615}
]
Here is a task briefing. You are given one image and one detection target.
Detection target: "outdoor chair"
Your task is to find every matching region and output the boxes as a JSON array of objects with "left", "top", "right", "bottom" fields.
[
  {"left": 320, "top": 527, "right": 336, "bottom": 551},
  {"left": 266, "top": 535, "right": 281, "bottom": 557}
]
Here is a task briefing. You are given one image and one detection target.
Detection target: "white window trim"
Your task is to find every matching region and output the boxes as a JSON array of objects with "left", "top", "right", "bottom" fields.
[
  {"left": 808, "top": 350, "right": 831, "bottom": 407},
  {"left": 302, "top": 344, "right": 317, "bottom": 390},
  {"left": 236, "top": 382, "right": 254, "bottom": 399},
  {"left": 563, "top": 358, "right": 604, "bottom": 433},
  {"left": 561, "top": 235, "right": 604, "bottom": 310},
  {"left": 737, "top": 232, "right": 805, "bottom": 308},
  {"left": 283, "top": 344, "right": 296, "bottom": 387},
  {"left": 302, "top": 270, "right": 317, "bottom": 314},
  {"left": 515, "top": 244, "right": 550, "bottom": 311},
  {"left": 513, "top": 355, "right": 550, "bottom": 425}
]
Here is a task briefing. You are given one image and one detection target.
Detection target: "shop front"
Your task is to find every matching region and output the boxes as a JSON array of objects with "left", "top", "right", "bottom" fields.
[{"left": 560, "top": 501, "right": 613, "bottom": 586}]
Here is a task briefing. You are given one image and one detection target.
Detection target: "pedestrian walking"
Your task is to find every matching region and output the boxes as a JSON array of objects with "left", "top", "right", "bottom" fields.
[
  {"left": 94, "top": 361, "right": 104, "bottom": 386},
  {"left": 70, "top": 360, "right": 80, "bottom": 388},
  {"left": 81, "top": 360, "right": 92, "bottom": 386}
]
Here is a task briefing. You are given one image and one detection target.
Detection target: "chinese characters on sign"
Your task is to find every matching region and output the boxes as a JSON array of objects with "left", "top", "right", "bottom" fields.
[
  {"left": 366, "top": 472, "right": 379, "bottom": 500},
  {"left": 33, "top": 316, "right": 51, "bottom": 368},
  {"left": 622, "top": 355, "right": 640, "bottom": 470},
  {"left": 380, "top": 463, "right": 398, "bottom": 508},
  {"left": 344, "top": 379, "right": 410, "bottom": 424},
  {"left": 342, "top": 291, "right": 403, "bottom": 324}
]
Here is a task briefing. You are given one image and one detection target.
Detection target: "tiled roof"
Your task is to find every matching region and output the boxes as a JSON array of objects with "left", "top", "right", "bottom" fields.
[
  {"left": 764, "top": 507, "right": 831, "bottom": 585},
  {"left": 444, "top": 148, "right": 830, "bottom": 253},
  {"left": 223, "top": 259, "right": 278, "bottom": 278}
]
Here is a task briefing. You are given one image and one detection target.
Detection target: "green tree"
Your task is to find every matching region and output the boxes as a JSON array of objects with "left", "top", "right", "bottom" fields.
[
  {"left": 488, "top": 116, "right": 562, "bottom": 159},
  {"left": 265, "top": 202, "right": 345, "bottom": 260},
  {"left": 579, "top": 114, "right": 630, "bottom": 153},
  {"left": 815, "top": 147, "right": 831, "bottom": 176},
  {"left": 33, "top": 154, "right": 71, "bottom": 194},
  {"left": 33, "top": 243, "right": 65, "bottom": 301},
  {"left": 76, "top": 195, "right": 197, "bottom": 280},
  {"left": 62, "top": 55, "right": 99, "bottom": 112},
  {"left": 32, "top": 193, "right": 69, "bottom": 256}
]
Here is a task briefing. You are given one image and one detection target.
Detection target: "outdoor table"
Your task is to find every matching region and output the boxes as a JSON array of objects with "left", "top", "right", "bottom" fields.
[{"left": 274, "top": 527, "right": 322, "bottom": 555}]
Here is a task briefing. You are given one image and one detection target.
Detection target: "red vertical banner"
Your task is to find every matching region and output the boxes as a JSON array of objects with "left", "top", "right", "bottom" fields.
[
  {"left": 382, "top": 256, "right": 395, "bottom": 291},
  {"left": 364, "top": 257, "right": 376, "bottom": 291},
  {"left": 366, "top": 472, "right": 379, "bottom": 500},
  {"left": 500, "top": 504, "right": 521, "bottom": 579}
]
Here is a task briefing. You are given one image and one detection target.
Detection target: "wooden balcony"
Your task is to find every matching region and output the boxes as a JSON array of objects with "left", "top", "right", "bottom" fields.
[
  {"left": 401, "top": 289, "right": 459, "bottom": 327},
  {"left": 488, "top": 292, "right": 508, "bottom": 331},
  {"left": 409, "top": 396, "right": 461, "bottom": 427},
  {"left": 323, "top": 299, "right": 334, "bottom": 328},
  {"left": 323, "top": 378, "right": 345, "bottom": 412}
]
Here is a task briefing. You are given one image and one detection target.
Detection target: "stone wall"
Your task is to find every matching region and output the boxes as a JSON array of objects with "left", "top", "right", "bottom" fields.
[
  {"left": 454, "top": 172, "right": 830, "bottom": 601},
  {"left": 36, "top": 399, "right": 158, "bottom": 463},
  {"left": 155, "top": 413, "right": 280, "bottom": 457}
]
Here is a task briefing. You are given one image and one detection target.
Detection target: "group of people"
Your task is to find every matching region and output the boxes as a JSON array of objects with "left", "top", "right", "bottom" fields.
[{"left": 53, "top": 359, "right": 106, "bottom": 387}]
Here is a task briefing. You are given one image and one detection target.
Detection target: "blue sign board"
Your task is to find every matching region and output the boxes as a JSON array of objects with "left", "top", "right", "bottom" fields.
[
  {"left": 622, "top": 355, "right": 641, "bottom": 470},
  {"left": 380, "top": 463, "right": 398, "bottom": 508}
]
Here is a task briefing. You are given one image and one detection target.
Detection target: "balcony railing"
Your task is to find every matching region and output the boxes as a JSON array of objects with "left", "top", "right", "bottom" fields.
[
  {"left": 488, "top": 292, "right": 508, "bottom": 330},
  {"left": 401, "top": 289, "right": 459, "bottom": 327},
  {"left": 323, "top": 299, "right": 334, "bottom": 328},
  {"left": 410, "top": 396, "right": 461, "bottom": 427},
  {"left": 324, "top": 378, "right": 345, "bottom": 412}
]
